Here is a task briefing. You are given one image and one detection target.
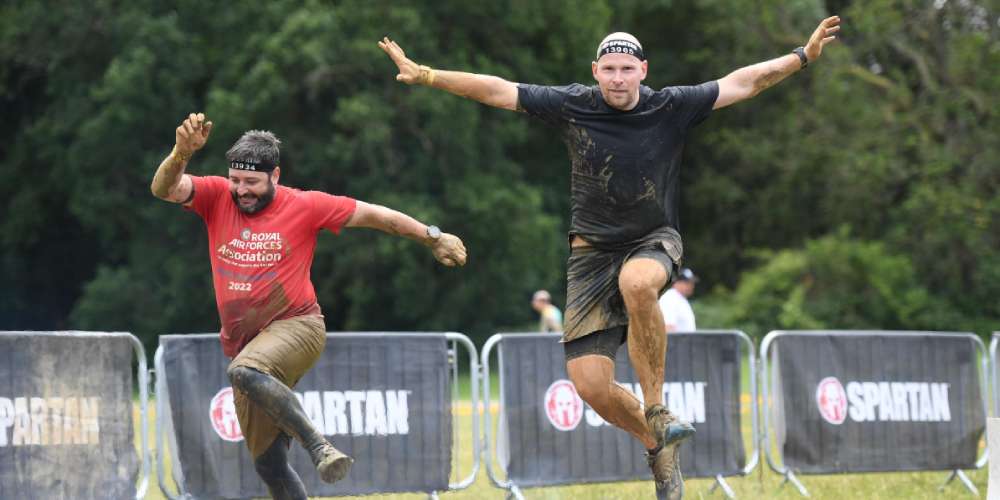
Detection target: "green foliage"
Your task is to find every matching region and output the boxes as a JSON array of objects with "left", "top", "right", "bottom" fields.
[
  {"left": 2, "top": 0, "right": 999, "bottom": 352},
  {"left": 707, "top": 229, "right": 957, "bottom": 340}
]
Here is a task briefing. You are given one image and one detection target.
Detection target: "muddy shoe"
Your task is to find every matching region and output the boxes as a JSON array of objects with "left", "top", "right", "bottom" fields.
[
  {"left": 647, "top": 444, "right": 683, "bottom": 500},
  {"left": 645, "top": 404, "right": 695, "bottom": 449},
  {"left": 313, "top": 443, "right": 353, "bottom": 484},
  {"left": 645, "top": 405, "right": 692, "bottom": 499}
]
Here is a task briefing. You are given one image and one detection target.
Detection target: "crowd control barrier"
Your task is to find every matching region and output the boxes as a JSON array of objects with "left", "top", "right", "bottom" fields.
[
  {"left": 761, "top": 330, "right": 988, "bottom": 496},
  {"left": 990, "top": 332, "right": 1000, "bottom": 417},
  {"left": 480, "top": 331, "right": 758, "bottom": 499},
  {"left": 0, "top": 331, "right": 150, "bottom": 499},
  {"left": 154, "top": 332, "right": 478, "bottom": 499}
]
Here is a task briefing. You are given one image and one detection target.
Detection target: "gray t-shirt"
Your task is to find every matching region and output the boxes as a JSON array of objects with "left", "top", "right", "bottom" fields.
[{"left": 517, "top": 81, "right": 719, "bottom": 248}]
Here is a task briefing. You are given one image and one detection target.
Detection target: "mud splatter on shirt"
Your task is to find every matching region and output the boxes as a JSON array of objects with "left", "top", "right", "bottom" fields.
[{"left": 518, "top": 81, "right": 718, "bottom": 248}]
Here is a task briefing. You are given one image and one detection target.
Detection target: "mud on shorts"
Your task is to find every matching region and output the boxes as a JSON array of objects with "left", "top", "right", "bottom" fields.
[
  {"left": 563, "top": 227, "right": 683, "bottom": 362},
  {"left": 228, "top": 314, "right": 326, "bottom": 457}
]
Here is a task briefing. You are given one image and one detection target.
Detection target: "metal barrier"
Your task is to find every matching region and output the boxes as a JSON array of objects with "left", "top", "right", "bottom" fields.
[
  {"left": 990, "top": 332, "right": 1000, "bottom": 418},
  {"left": 154, "top": 332, "right": 478, "bottom": 499},
  {"left": 0, "top": 331, "right": 150, "bottom": 499},
  {"left": 760, "top": 330, "right": 988, "bottom": 497},
  {"left": 480, "top": 331, "right": 758, "bottom": 499}
]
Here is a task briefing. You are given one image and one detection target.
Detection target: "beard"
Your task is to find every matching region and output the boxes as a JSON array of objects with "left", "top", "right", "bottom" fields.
[{"left": 231, "top": 180, "right": 276, "bottom": 214}]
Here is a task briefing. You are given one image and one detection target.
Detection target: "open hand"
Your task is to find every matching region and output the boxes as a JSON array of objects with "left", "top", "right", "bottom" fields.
[
  {"left": 804, "top": 16, "right": 841, "bottom": 62},
  {"left": 378, "top": 36, "right": 430, "bottom": 85},
  {"left": 175, "top": 112, "right": 213, "bottom": 156},
  {"left": 432, "top": 233, "right": 467, "bottom": 267}
]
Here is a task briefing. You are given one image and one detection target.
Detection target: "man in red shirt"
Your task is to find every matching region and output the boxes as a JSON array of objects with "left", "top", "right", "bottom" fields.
[{"left": 151, "top": 113, "right": 466, "bottom": 500}]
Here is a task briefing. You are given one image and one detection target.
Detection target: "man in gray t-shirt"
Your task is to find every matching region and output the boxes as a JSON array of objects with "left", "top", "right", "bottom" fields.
[{"left": 380, "top": 16, "right": 840, "bottom": 498}]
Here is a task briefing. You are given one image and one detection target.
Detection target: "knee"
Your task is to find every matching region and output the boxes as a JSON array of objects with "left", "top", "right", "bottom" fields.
[
  {"left": 227, "top": 365, "right": 257, "bottom": 390},
  {"left": 619, "top": 276, "right": 659, "bottom": 308}
]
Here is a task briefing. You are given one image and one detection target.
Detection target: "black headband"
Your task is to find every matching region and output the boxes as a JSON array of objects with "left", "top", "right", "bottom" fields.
[
  {"left": 596, "top": 39, "right": 645, "bottom": 61},
  {"left": 230, "top": 159, "right": 277, "bottom": 172}
]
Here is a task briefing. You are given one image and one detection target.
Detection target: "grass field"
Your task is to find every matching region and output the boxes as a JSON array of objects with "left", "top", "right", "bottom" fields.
[{"left": 134, "top": 388, "right": 988, "bottom": 500}]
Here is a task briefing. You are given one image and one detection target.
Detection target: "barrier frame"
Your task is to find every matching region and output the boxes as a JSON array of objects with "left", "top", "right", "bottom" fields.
[
  {"left": 990, "top": 332, "right": 1000, "bottom": 418},
  {"left": 154, "top": 332, "right": 479, "bottom": 500},
  {"left": 0, "top": 331, "right": 151, "bottom": 499},
  {"left": 480, "top": 330, "right": 759, "bottom": 500},
  {"left": 760, "top": 330, "right": 989, "bottom": 497}
]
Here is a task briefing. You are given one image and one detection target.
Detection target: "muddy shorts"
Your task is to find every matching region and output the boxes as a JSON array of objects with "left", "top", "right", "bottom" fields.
[
  {"left": 228, "top": 314, "right": 326, "bottom": 457},
  {"left": 563, "top": 227, "right": 683, "bottom": 361}
]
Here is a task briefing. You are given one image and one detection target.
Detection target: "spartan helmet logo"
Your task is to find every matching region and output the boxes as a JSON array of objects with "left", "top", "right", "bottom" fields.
[
  {"left": 544, "top": 379, "right": 584, "bottom": 431},
  {"left": 816, "top": 376, "right": 848, "bottom": 425},
  {"left": 209, "top": 387, "right": 244, "bottom": 441}
]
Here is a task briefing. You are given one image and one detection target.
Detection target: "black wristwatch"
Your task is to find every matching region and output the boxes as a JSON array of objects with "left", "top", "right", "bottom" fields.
[
  {"left": 425, "top": 225, "right": 442, "bottom": 243},
  {"left": 793, "top": 46, "right": 809, "bottom": 69}
]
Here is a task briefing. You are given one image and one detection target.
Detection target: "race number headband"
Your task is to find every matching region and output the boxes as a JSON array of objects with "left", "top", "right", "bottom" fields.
[
  {"left": 596, "top": 39, "right": 645, "bottom": 61},
  {"left": 229, "top": 159, "right": 277, "bottom": 172}
]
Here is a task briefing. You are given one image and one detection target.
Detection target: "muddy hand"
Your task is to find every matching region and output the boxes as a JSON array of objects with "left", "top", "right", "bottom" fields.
[
  {"left": 432, "top": 233, "right": 467, "bottom": 267},
  {"left": 175, "top": 112, "right": 213, "bottom": 156}
]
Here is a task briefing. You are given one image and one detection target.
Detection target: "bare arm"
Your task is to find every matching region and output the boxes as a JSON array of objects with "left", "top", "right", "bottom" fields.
[
  {"left": 151, "top": 148, "right": 195, "bottom": 203},
  {"left": 379, "top": 37, "right": 519, "bottom": 111},
  {"left": 714, "top": 16, "right": 840, "bottom": 110},
  {"left": 543, "top": 311, "right": 563, "bottom": 333},
  {"left": 151, "top": 113, "right": 213, "bottom": 204},
  {"left": 345, "top": 201, "right": 467, "bottom": 267}
]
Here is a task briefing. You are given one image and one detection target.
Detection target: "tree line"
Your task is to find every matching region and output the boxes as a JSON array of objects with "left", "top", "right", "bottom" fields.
[{"left": 2, "top": 0, "right": 997, "bottom": 353}]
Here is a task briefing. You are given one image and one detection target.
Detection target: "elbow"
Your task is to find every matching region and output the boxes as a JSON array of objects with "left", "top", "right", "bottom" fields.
[{"left": 151, "top": 181, "right": 171, "bottom": 200}]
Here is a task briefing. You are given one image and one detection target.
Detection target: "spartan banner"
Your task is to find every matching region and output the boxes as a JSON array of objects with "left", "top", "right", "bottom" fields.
[
  {"left": 497, "top": 332, "right": 746, "bottom": 487},
  {"left": 770, "top": 332, "right": 984, "bottom": 473},
  {"left": 158, "top": 333, "right": 452, "bottom": 498},
  {"left": 0, "top": 332, "right": 139, "bottom": 500}
]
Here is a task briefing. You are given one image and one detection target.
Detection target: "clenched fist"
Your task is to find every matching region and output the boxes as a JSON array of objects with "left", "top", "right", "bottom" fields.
[{"left": 431, "top": 233, "right": 467, "bottom": 267}]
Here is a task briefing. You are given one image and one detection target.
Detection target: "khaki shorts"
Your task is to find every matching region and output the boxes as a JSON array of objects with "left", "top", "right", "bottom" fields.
[
  {"left": 229, "top": 314, "right": 326, "bottom": 457},
  {"left": 563, "top": 226, "right": 682, "bottom": 344}
]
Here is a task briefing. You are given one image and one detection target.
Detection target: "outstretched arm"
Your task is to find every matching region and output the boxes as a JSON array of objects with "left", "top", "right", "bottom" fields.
[
  {"left": 714, "top": 16, "right": 840, "bottom": 110},
  {"left": 379, "top": 37, "right": 520, "bottom": 111},
  {"left": 151, "top": 112, "right": 213, "bottom": 204},
  {"left": 345, "top": 201, "right": 468, "bottom": 267}
]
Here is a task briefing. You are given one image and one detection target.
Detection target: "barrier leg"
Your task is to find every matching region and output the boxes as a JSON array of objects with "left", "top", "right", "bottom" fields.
[
  {"left": 449, "top": 341, "right": 461, "bottom": 483},
  {"left": 707, "top": 474, "right": 736, "bottom": 498},
  {"left": 778, "top": 470, "right": 809, "bottom": 497},
  {"left": 939, "top": 470, "right": 979, "bottom": 496},
  {"left": 154, "top": 347, "right": 184, "bottom": 500},
  {"left": 507, "top": 484, "right": 526, "bottom": 500}
]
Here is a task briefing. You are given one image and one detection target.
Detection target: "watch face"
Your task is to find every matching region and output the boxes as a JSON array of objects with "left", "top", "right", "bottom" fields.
[{"left": 427, "top": 225, "right": 442, "bottom": 239}]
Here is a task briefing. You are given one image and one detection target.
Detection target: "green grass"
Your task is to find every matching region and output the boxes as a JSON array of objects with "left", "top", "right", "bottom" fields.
[{"left": 135, "top": 388, "right": 988, "bottom": 499}]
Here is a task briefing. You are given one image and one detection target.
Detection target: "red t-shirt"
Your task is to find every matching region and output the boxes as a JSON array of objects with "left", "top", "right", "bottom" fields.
[{"left": 187, "top": 175, "right": 357, "bottom": 357}]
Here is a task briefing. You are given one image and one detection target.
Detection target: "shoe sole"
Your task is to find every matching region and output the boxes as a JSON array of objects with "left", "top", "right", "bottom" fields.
[{"left": 318, "top": 454, "right": 354, "bottom": 484}]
